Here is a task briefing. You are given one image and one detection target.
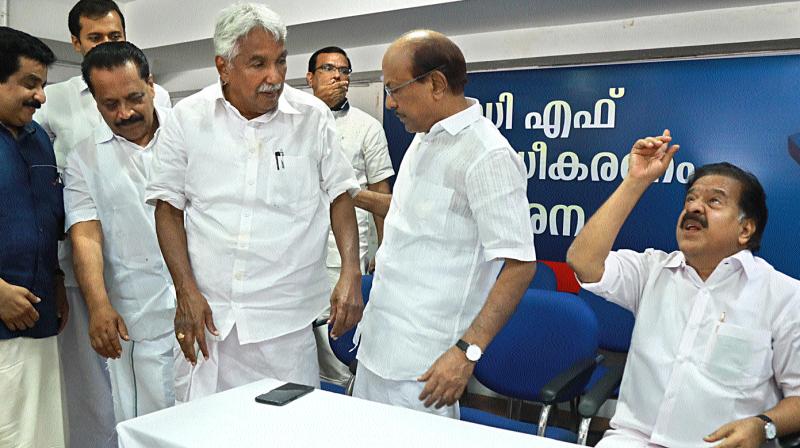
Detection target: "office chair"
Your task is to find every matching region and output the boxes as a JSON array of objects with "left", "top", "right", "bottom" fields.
[{"left": 325, "top": 274, "right": 373, "bottom": 395}]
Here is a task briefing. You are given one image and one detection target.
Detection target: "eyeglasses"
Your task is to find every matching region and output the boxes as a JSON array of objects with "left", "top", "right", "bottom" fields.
[
  {"left": 383, "top": 65, "right": 445, "bottom": 99},
  {"left": 315, "top": 64, "right": 352, "bottom": 76}
]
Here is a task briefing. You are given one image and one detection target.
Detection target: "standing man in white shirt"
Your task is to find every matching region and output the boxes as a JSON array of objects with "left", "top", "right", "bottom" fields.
[
  {"left": 145, "top": 2, "right": 363, "bottom": 401},
  {"left": 567, "top": 131, "right": 800, "bottom": 447},
  {"left": 306, "top": 46, "right": 394, "bottom": 387},
  {"left": 64, "top": 41, "right": 176, "bottom": 424},
  {"left": 353, "top": 30, "right": 537, "bottom": 419},
  {"left": 33, "top": 1, "right": 171, "bottom": 445}
]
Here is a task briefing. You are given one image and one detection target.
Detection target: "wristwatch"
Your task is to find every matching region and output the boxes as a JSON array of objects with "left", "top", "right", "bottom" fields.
[
  {"left": 756, "top": 414, "right": 777, "bottom": 441},
  {"left": 455, "top": 339, "right": 482, "bottom": 362}
]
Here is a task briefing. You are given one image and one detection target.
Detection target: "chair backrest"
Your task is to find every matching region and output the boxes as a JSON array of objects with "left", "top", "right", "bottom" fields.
[
  {"left": 473, "top": 289, "right": 599, "bottom": 402},
  {"left": 328, "top": 274, "right": 373, "bottom": 367},
  {"left": 528, "top": 262, "right": 558, "bottom": 290},
  {"left": 577, "top": 289, "right": 634, "bottom": 352}
]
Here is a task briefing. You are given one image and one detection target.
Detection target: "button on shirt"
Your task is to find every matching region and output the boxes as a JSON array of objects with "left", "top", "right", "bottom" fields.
[
  {"left": 0, "top": 122, "right": 64, "bottom": 339},
  {"left": 144, "top": 83, "right": 359, "bottom": 344},
  {"left": 581, "top": 249, "right": 800, "bottom": 447},
  {"left": 33, "top": 75, "right": 171, "bottom": 287},
  {"left": 356, "top": 100, "right": 536, "bottom": 380},
  {"left": 326, "top": 105, "right": 394, "bottom": 269},
  {"left": 63, "top": 107, "right": 176, "bottom": 341}
]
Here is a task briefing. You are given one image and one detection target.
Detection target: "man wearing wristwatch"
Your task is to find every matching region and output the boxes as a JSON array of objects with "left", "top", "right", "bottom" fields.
[{"left": 352, "top": 30, "right": 536, "bottom": 419}]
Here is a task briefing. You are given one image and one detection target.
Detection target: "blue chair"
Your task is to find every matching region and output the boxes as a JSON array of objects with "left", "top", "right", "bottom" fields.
[
  {"left": 528, "top": 262, "right": 558, "bottom": 290},
  {"left": 326, "top": 274, "right": 372, "bottom": 395},
  {"left": 462, "top": 289, "right": 601, "bottom": 444}
]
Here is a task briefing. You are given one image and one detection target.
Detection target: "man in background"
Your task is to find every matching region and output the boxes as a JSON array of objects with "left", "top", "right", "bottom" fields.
[
  {"left": 0, "top": 26, "right": 67, "bottom": 448},
  {"left": 306, "top": 45, "right": 394, "bottom": 387}
]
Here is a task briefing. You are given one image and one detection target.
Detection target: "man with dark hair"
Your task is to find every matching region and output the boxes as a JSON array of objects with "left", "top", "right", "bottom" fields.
[
  {"left": 33, "top": 1, "right": 171, "bottom": 445},
  {"left": 567, "top": 130, "right": 800, "bottom": 447},
  {"left": 0, "top": 26, "right": 67, "bottom": 448},
  {"left": 353, "top": 30, "right": 536, "bottom": 418},
  {"left": 306, "top": 46, "right": 394, "bottom": 387},
  {"left": 64, "top": 41, "right": 176, "bottom": 423}
]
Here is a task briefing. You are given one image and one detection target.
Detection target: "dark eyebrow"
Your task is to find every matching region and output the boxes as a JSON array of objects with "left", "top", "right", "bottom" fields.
[
  {"left": 22, "top": 73, "right": 44, "bottom": 84},
  {"left": 686, "top": 186, "right": 729, "bottom": 197}
]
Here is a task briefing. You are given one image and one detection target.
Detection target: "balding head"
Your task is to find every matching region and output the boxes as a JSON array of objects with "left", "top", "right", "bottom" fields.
[{"left": 391, "top": 30, "right": 467, "bottom": 95}]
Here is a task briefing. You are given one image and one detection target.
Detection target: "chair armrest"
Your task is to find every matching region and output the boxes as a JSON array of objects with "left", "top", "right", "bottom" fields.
[
  {"left": 578, "top": 363, "right": 624, "bottom": 418},
  {"left": 540, "top": 354, "right": 604, "bottom": 404},
  {"left": 780, "top": 432, "right": 800, "bottom": 448}
]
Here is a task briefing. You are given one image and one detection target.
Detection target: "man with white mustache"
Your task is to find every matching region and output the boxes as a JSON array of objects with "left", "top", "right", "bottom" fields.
[{"left": 145, "top": 3, "right": 362, "bottom": 400}]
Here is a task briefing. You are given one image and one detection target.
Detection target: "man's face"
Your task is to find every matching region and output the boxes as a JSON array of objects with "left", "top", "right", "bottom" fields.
[
  {"left": 676, "top": 174, "right": 753, "bottom": 262},
  {"left": 216, "top": 28, "right": 287, "bottom": 120},
  {"left": 381, "top": 44, "right": 434, "bottom": 133},
  {"left": 71, "top": 11, "right": 125, "bottom": 56},
  {"left": 0, "top": 57, "right": 48, "bottom": 130},
  {"left": 306, "top": 52, "right": 350, "bottom": 107},
  {"left": 90, "top": 62, "right": 156, "bottom": 146}
]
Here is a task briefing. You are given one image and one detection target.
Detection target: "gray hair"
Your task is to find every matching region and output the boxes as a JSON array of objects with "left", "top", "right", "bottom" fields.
[{"left": 214, "top": 2, "right": 287, "bottom": 61}]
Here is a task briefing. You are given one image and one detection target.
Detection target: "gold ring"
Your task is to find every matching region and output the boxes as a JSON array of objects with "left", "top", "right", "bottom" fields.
[{"left": 176, "top": 332, "right": 185, "bottom": 340}]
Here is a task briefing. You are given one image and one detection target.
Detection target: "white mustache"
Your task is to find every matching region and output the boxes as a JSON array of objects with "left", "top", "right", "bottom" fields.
[{"left": 257, "top": 83, "right": 283, "bottom": 93}]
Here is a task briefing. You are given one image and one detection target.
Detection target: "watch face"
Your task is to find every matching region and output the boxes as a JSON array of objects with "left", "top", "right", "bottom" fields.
[
  {"left": 765, "top": 422, "right": 777, "bottom": 440},
  {"left": 466, "top": 345, "right": 482, "bottom": 362}
]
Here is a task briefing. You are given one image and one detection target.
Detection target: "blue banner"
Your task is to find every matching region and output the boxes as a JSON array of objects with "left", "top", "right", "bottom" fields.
[{"left": 383, "top": 55, "right": 800, "bottom": 280}]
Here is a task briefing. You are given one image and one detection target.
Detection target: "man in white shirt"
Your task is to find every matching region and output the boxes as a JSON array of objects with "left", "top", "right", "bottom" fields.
[
  {"left": 64, "top": 41, "right": 176, "bottom": 424},
  {"left": 33, "top": 2, "right": 170, "bottom": 445},
  {"left": 306, "top": 46, "right": 394, "bottom": 386},
  {"left": 567, "top": 131, "right": 800, "bottom": 447},
  {"left": 353, "top": 30, "right": 537, "bottom": 419},
  {"left": 145, "top": 3, "right": 363, "bottom": 401}
]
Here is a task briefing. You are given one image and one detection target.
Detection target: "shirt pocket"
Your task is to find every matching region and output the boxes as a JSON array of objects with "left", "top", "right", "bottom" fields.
[
  {"left": 702, "top": 323, "right": 772, "bottom": 387},
  {"left": 266, "top": 155, "right": 318, "bottom": 209},
  {"left": 406, "top": 179, "right": 454, "bottom": 235}
]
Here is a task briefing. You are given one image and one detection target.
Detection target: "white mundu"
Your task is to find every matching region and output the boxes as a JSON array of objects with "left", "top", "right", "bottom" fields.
[
  {"left": 145, "top": 83, "right": 359, "bottom": 399},
  {"left": 63, "top": 106, "right": 177, "bottom": 422},
  {"left": 34, "top": 73, "right": 171, "bottom": 447}
]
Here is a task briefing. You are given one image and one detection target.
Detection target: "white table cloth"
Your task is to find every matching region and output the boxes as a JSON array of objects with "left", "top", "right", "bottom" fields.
[{"left": 117, "top": 378, "right": 578, "bottom": 448}]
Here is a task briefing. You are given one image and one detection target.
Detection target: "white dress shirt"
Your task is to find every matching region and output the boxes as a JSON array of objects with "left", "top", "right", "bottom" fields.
[
  {"left": 582, "top": 249, "right": 800, "bottom": 447},
  {"left": 62, "top": 107, "right": 175, "bottom": 341},
  {"left": 326, "top": 105, "right": 394, "bottom": 269},
  {"left": 145, "top": 83, "right": 359, "bottom": 344},
  {"left": 356, "top": 100, "right": 536, "bottom": 380},
  {"left": 34, "top": 75, "right": 171, "bottom": 287}
]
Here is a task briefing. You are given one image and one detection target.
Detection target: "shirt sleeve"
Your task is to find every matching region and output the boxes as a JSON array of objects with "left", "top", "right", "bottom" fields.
[
  {"left": 578, "top": 249, "right": 653, "bottom": 314},
  {"left": 62, "top": 147, "right": 98, "bottom": 230},
  {"left": 362, "top": 120, "right": 394, "bottom": 185},
  {"left": 319, "top": 113, "right": 359, "bottom": 202},
  {"left": 771, "top": 288, "right": 800, "bottom": 398},
  {"left": 465, "top": 147, "right": 535, "bottom": 263},
  {"left": 32, "top": 101, "right": 54, "bottom": 143},
  {"left": 145, "top": 111, "right": 188, "bottom": 209}
]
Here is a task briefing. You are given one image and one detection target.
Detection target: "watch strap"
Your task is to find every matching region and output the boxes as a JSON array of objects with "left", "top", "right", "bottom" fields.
[{"left": 455, "top": 339, "right": 469, "bottom": 352}]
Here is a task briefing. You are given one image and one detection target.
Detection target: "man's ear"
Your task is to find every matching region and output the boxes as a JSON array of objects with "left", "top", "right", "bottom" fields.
[
  {"left": 215, "top": 55, "right": 229, "bottom": 85},
  {"left": 71, "top": 35, "right": 83, "bottom": 54},
  {"left": 305, "top": 72, "right": 314, "bottom": 88},
  {"left": 738, "top": 216, "right": 756, "bottom": 248},
  {"left": 429, "top": 70, "right": 448, "bottom": 98}
]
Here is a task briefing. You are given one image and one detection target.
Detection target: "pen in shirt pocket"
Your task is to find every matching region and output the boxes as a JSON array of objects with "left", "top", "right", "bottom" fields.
[{"left": 274, "top": 150, "right": 285, "bottom": 170}]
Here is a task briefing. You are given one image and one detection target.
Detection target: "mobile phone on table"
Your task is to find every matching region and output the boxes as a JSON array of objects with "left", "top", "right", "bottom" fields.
[{"left": 255, "top": 382, "right": 314, "bottom": 406}]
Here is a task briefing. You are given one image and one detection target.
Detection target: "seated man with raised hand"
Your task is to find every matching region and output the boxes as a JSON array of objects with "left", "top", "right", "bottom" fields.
[{"left": 566, "top": 130, "right": 800, "bottom": 448}]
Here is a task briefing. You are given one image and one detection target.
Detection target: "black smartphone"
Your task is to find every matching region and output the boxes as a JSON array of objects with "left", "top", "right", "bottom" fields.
[{"left": 255, "top": 382, "right": 314, "bottom": 406}]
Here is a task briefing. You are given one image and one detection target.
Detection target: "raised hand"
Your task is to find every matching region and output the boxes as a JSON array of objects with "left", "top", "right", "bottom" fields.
[{"left": 627, "top": 129, "right": 680, "bottom": 182}]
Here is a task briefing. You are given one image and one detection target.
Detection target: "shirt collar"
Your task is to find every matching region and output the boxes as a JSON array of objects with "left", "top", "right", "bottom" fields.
[
  {"left": 666, "top": 248, "right": 758, "bottom": 279},
  {"left": 331, "top": 98, "right": 350, "bottom": 112},
  {"left": 94, "top": 106, "right": 167, "bottom": 149},
  {"left": 76, "top": 75, "right": 90, "bottom": 94},
  {"left": 212, "top": 79, "right": 300, "bottom": 123},
  {"left": 427, "top": 98, "right": 482, "bottom": 137}
]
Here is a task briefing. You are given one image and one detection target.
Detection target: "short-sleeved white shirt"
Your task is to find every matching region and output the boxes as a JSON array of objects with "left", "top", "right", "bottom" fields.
[
  {"left": 356, "top": 100, "right": 536, "bottom": 380},
  {"left": 62, "top": 107, "right": 175, "bottom": 341},
  {"left": 144, "top": 83, "right": 359, "bottom": 344},
  {"left": 325, "top": 104, "right": 394, "bottom": 269},
  {"left": 581, "top": 249, "right": 800, "bottom": 447}
]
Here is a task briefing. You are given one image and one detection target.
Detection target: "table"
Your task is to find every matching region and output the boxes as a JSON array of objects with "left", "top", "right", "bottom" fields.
[{"left": 117, "top": 378, "right": 579, "bottom": 448}]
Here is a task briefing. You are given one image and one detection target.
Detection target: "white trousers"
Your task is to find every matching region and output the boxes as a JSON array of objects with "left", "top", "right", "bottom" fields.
[
  {"left": 174, "top": 324, "right": 320, "bottom": 402},
  {"left": 312, "top": 267, "right": 356, "bottom": 386},
  {"left": 353, "top": 363, "right": 460, "bottom": 419},
  {"left": 0, "top": 336, "right": 65, "bottom": 448},
  {"left": 108, "top": 331, "right": 176, "bottom": 423},
  {"left": 597, "top": 427, "right": 780, "bottom": 448},
  {"left": 58, "top": 286, "right": 116, "bottom": 448}
]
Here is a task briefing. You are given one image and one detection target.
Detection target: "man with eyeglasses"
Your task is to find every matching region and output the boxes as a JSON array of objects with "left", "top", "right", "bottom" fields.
[
  {"left": 306, "top": 46, "right": 394, "bottom": 387},
  {"left": 352, "top": 30, "right": 536, "bottom": 418},
  {"left": 0, "top": 27, "right": 67, "bottom": 448}
]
